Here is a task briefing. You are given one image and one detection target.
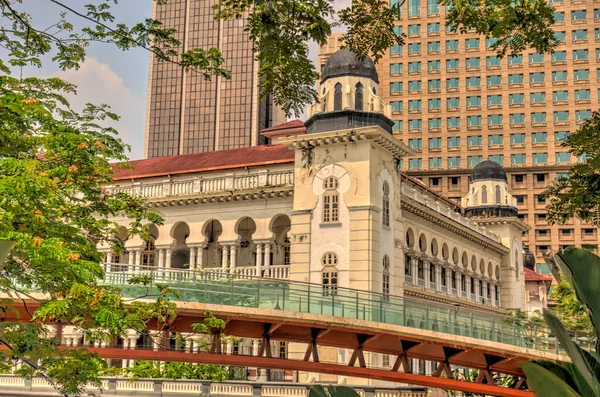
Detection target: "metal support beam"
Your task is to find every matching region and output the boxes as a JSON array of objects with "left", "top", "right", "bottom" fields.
[
  {"left": 433, "top": 347, "right": 463, "bottom": 378},
  {"left": 303, "top": 328, "right": 323, "bottom": 363},
  {"left": 87, "top": 347, "right": 534, "bottom": 397}
]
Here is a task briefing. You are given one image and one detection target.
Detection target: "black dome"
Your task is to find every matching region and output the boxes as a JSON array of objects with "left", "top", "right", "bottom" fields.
[
  {"left": 523, "top": 245, "right": 536, "bottom": 270},
  {"left": 321, "top": 49, "right": 379, "bottom": 84},
  {"left": 470, "top": 160, "right": 507, "bottom": 182}
]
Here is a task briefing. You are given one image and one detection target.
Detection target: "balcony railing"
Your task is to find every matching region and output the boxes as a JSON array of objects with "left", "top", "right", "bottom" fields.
[
  {"left": 102, "top": 264, "right": 290, "bottom": 283},
  {"left": 106, "top": 170, "right": 294, "bottom": 199}
]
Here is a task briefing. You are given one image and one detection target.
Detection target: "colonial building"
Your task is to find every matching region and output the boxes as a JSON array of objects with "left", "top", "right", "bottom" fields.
[{"left": 95, "top": 50, "right": 530, "bottom": 382}]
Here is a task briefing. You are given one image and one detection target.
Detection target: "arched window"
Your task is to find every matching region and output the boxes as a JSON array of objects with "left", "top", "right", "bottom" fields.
[
  {"left": 382, "top": 181, "right": 390, "bottom": 227},
  {"left": 355, "top": 82, "right": 364, "bottom": 110},
  {"left": 481, "top": 185, "right": 487, "bottom": 204},
  {"left": 322, "top": 253, "right": 338, "bottom": 296},
  {"left": 429, "top": 263, "right": 436, "bottom": 284},
  {"left": 142, "top": 240, "right": 156, "bottom": 267},
  {"left": 495, "top": 185, "right": 501, "bottom": 203},
  {"left": 334, "top": 83, "right": 343, "bottom": 111},
  {"left": 515, "top": 250, "right": 520, "bottom": 280},
  {"left": 323, "top": 177, "right": 339, "bottom": 223},
  {"left": 382, "top": 255, "right": 390, "bottom": 299}
]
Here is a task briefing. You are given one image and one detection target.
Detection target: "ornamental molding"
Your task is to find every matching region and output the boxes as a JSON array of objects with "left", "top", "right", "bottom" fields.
[
  {"left": 280, "top": 126, "right": 415, "bottom": 159},
  {"left": 403, "top": 286, "right": 506, "bottom": 315},
  {"left": 401, "top": 197, "right": 509, "bottom": 255}
]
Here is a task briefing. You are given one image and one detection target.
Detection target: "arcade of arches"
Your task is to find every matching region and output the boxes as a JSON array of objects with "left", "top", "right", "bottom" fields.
[{"left": 104, "top": 215, "right": 291, "bottom": 278}]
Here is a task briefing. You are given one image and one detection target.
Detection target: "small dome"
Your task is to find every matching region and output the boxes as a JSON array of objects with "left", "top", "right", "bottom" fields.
[
  {"left": 321, "top": 48, "right": 379, "bottom": 84},
  {"left": 523, "top": 245, "right": 536, "bottom": 270},
  {"left": 470, "top": 160, "right": 507, "bottom": 182}
]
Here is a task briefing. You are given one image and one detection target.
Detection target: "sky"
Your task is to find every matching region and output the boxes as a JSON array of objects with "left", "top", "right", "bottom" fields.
[{"left": 27, "top": 1, "right": 346, "bottom": 160}]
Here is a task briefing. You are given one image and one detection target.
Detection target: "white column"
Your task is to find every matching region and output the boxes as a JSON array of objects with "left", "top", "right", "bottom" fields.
[
  {"left": 222, "top": 244, "right": 229, "bottom": 270},
  {"left": 490, "top": 281, "right": 496, "bottom": 307},
  {"left": 475, "top": 276, "right": 481, "bottom": 302},
  {"left": 197, "top": 246, "right": 204, "bottom": 269},
  {"left": 466, "top": 273, "right": 472, "bottom": 301},
  {"left": 256, "top": 244, "right": 263, "bottom": 276},
  {"left": 128, "top": 251, "right": 135, "bottom": 266},
  {"left": 165, "top": 249, "right": 172, "bottom": 269},
  {"left": 106, "top": 252, "right": 113, "bottom": 264},
  {"left": 264, "top": 243, "right": 271, "bottom": 268},
  {"left": 456, "top": 271, "right": 462, "bottom": 297},
  {"left": 424, "top": 261, "right": 430, "bottom": 289},
  {"left": 135, "top": 249, "right": 142, "bottom": 266},
  {"left": 435, "top": 265, "right": 442, "bottom": 292},
  {"left": 446, "top": 268, "right": 452, "bottom": 296},
  {"left": 189, "top": 247, "right": 196, "bottom": 270},
  {"left": 411, "top": 258, "right": 418, "bottom": 285},
  {"left": 230, "top": 245, "right": 237, "bottom": 270}
]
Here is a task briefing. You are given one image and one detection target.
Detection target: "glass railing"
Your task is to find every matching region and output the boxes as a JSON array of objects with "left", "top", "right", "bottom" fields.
[{"left": 101, "top": 265, "right": 594, "bottom": 355}]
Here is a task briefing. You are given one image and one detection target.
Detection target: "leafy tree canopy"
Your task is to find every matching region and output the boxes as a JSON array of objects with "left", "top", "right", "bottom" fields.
[
  {"left": 545, "top": 111, "right": 600, "bottom": 226},
  {"left": 1, "top": 0, "right": 556, "bottom": 116},
  {"left": 550, "top": 280, "right": 593, "bottom": 334}
]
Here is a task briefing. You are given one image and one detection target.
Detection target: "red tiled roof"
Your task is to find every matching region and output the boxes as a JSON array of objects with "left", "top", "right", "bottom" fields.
[
  {"left": 112, "top": 145, "right": 295, "bottom": 181},
  {"left": 261, "top": 119, "right": 305, "bottom": 132},
  {"left": 524, "top": 268, "right": 552, "bottom": 282}
]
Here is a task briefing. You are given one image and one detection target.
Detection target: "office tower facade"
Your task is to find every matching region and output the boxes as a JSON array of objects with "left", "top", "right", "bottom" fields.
[
  {"left": 144, "top": 0, "right": 285, "bottom": 158},
  {"left": 320, "top": 1, "right": 600, "bottom": 271}
]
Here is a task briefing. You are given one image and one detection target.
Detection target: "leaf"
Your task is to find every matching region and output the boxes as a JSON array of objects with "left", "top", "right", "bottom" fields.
[
  {"left": 309, "top": 385, "right": 329, "bottom": 397},
  {"left": 326, "top": 386, "right": 361, "bottom": 397},
  {"left": 543, "top": 309, "right": 600, "bottom": 395},
  {"left": 522, "top": 362, "right": 581, "bottom": 397},
  {"left": 555, "top": 248, "right": 600, "bottom": 337},
  {"left": 309, "top": 385, "right": 361, "bottom": 397}
]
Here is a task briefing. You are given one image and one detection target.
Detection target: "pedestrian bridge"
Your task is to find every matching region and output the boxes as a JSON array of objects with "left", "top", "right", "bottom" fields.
[
  {"left": 9, "top": 266, "right": 585, "bottom": 397},
  {"left": 90, "top": 266, "right": 585, "bottom": 397}
]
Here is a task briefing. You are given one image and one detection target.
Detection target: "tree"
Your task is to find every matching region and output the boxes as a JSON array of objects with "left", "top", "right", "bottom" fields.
[
  {"left": 550, "top": 281, "right": 593, "bottom": 335},
  {"left": 0, "top": 0, "right": 557, "bottom": 117},
  {"left": 0, "top": 72, "right": 168, "bottom": 394},
  {"left": 544, "top": 111, "right": 600, "bottom": 227},
  {"left": 521, "top": 248, "right": 600, "bottom": 396}
]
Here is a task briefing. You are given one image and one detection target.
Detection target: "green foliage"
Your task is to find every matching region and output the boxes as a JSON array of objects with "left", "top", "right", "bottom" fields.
[
  {"left": 309, "top": 385, "right": 361, "bottom": 397},
  {"left": 551, "top": 281, "right": 593, "bottom": 334},
  {"left": 441, "top": 0, "right": 557, "bottom": 57},
  {"left": 0, "top": 0, "right": 559, "bottom": 117},
  {"left": 126, "top": 360, "right": 233, "bottom": 382},
  {"left": 521, "top": 248, "right": 600, "bottom": 396},
  {"left": 545, "top": 111, "right": 600, "bottom": 227}
]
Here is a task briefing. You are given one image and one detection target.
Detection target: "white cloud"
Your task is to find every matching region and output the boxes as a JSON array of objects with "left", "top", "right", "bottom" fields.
[{"left": 44, "top": 57, "right": 146, "bottom": 160}]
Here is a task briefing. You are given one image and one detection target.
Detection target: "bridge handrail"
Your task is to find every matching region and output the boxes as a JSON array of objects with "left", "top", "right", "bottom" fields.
[{"left": 99, "top": 264, "right": 594, "bottom": 355}]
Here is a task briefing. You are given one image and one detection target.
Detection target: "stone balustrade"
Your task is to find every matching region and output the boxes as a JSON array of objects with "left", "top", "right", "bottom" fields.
[
  {"left": 106, "top": 170, "right": 295, "bottom": 200},
  {"left": 0, "top": 376, "right": 427, "bottom": 397}
]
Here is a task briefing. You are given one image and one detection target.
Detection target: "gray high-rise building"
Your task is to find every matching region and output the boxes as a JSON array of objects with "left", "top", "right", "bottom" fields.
[{"left": 144, "top": 0, "right": 285, "bottom": 158}]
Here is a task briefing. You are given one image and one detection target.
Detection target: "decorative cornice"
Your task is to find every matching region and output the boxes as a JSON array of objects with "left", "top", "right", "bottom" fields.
[
  {"left": 470, "top": 217, "right": 532, "bottom": 232},
  {"left": 279, "top": 126, "right": 415, "bottom": 159},
  {"left": 403, "top": 286, "right": 506, "bottom": 315},
  {"left": 401, "top": 198, "right": 509, "bottom": 255}
]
